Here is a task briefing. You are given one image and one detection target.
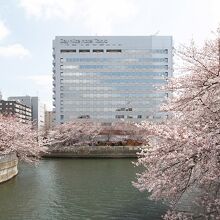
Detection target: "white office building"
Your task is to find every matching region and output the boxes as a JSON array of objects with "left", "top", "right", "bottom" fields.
[{"left": 52, "top": 36, "right": 173, "bottom": 124}]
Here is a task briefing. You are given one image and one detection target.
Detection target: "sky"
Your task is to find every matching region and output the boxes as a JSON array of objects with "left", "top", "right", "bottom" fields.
[{"left": 0, "top": 0, "right": 219, "bottom": 110}]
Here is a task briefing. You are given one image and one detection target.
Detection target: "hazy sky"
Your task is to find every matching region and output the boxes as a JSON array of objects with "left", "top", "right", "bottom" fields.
[{"left": 0, "top": 0, "right": 219, "bottom": 110}]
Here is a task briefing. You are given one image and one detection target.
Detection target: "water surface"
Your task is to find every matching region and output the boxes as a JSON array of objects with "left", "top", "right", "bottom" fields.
[{"left": 0, "top": 159, "right": 166, "bottom": 220}]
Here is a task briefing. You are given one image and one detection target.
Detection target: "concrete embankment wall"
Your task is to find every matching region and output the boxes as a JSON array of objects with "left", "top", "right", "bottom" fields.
[
  {"left": 44, "top": 146, "right": 140, "bottom": 158},
  {"left": 0, "top": 153, "right": 18, "bottom": 183}
]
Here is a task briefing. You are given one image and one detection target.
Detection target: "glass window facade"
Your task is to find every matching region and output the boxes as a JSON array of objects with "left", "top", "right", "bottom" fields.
[{"left": 53, "top": 36, "right": 173, "bottom": 124}]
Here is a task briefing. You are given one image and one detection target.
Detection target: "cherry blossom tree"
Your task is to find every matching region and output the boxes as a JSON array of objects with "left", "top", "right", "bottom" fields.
[
  {"left": 0, "top": 115, "right": 46, "bottom": 163},
  {"left": 47, "top": 120, "right": 147, "bottom": 151},
  {"left": 47, "top": 120, "right": 102, "bottom": 151},
  {"left": 134, "top": 30, "right": 220, "bottom": 219},
  {"left": 100, "top": 121, "right": 147, "bottom": 145}
]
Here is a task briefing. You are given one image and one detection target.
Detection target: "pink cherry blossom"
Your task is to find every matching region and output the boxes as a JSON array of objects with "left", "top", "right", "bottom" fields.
[
  {"left": 134, "top": 29, "right": 220, "bottom": 219},
  {"left": 46, "top": 120, "right": 147, "bottom": 152},
  {"left": 0, "top": 115, "right": 46, "bottom": 163}
]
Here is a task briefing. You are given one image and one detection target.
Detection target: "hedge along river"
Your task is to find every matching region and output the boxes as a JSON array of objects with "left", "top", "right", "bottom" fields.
[{"left": 0, "top": 159, "right": 167, "bottom": 220}]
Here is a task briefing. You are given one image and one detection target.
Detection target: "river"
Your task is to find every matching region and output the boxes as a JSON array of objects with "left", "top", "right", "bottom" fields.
[{"left": 0, "top": 159, "right": 167, "bottom": 220}]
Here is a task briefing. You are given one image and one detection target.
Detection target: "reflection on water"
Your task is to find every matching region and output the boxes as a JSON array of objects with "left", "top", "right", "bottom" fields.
[{"left": 0, "top": 159, "right": 167, "bottom": 220}]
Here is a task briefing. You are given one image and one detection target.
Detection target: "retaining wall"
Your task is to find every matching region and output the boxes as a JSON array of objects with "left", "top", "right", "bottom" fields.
[
  {"left": 0, "top": 153, "right": 18, "bottom": 183},
  {"left": 44, "top": 146, "right": 140, "bottom": 158}
]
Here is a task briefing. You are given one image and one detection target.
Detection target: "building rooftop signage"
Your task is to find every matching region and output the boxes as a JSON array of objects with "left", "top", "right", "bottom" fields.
[{"left": 60, "top": 38, "right": 109, "bottom": 45}]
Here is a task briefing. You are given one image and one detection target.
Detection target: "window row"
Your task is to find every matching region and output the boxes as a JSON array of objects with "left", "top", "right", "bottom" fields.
[
  {"left": 61, "top": 78, "right": 167, "bottom": 84},
  {"left": 61, "top": 105, "right": 161, "bottom": 110},
  {"left": 61, "top": 49, "right": 122, "bottom": 53},
  {"left": 61, "top": 85, "right": 164, "bottom": 91},
  {"left": 61, "top": 72, "right": 169, "bottom": 77},
  {"left": 65, "top": 57, "right": 168, "bottom": 63},
  {"left": 61, "top": 93, "right": 168, "bottom": 98},
  {"left": 65, "top": 115, "right": 164, "bottom": 120},
  {"left": 62, "top": 100, "right": 162, "bottom": 105},
  {"left": 61, "top": 64, "right": 168, "bottom": 70},
  {"left": 60, "top": 49, "right": 168, "bottom": 54}
]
